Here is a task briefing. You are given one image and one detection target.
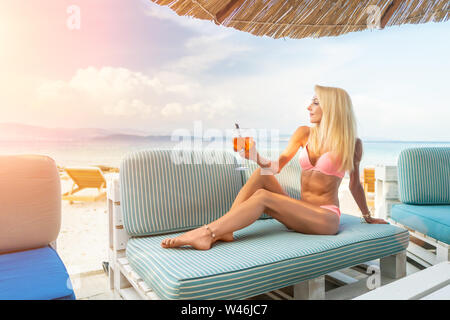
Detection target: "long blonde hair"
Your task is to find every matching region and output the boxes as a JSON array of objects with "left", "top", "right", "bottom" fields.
[{"left": 308, "top": 84, "right": 358, "bottom": 174}]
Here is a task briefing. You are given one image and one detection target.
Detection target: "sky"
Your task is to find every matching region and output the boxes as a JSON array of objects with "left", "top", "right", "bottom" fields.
[{"left": 0, "top": 0, "right": 449, "bottom": 140}]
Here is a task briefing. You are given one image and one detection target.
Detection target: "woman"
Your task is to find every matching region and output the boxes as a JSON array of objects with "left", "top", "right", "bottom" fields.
[{"left": 162, "top": 85, "right": 387, "bottom": 250}]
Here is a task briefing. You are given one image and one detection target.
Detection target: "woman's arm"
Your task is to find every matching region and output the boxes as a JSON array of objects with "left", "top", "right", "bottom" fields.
[
  {"left": 349, "top": 139, "right": 388, "bottom": 224},
  {"left": 256, "top": 126, "right": 308, "bottom": 174}
]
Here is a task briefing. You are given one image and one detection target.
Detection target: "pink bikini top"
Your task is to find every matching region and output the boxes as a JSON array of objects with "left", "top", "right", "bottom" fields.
[{"left": 299, "top": 142, "right": 345, "bottom": 178}]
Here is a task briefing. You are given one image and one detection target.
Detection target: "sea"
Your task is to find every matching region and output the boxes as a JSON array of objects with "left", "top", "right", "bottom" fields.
[{"left": 1, "top": 138, "right": 449, "bottom": 177}]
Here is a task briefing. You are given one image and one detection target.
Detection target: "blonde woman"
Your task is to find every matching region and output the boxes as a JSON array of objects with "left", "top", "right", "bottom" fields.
[{"left": 162, "top": 85, "right": 387, "bottom": 250}]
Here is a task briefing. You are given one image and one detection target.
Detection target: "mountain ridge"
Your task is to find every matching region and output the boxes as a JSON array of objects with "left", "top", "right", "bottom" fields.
[{"left": 0, "top": 123, "right": 448, "bottom": 143}]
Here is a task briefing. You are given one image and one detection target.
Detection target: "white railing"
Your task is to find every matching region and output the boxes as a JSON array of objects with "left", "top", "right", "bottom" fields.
[{"left": 374, "top": 165, "right": 401, "bottom": 220}]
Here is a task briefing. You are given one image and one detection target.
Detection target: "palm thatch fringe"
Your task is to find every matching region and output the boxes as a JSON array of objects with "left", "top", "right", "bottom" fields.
[{"left": 149, "top": 0, "right": 449, "bottom": 39}]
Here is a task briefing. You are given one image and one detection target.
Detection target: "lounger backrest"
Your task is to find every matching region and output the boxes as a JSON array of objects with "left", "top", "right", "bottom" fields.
[
  {"left": 363, "top": 168, "right": 375, "bottom": 193},
  {"left": 0, "top": 155, "right": 61, "bottom": 253},
  {"left": 120, "top": 149, "right": 242, "bottom": 236},
  {"left": 241, "top": 150, "right": 302, "bottom": 218},
  {"left": 65, "top": 167, "right": 106, "bottom": 188},
  {"left": 397, "top": 147, "right": 450, "bottom": 204}
]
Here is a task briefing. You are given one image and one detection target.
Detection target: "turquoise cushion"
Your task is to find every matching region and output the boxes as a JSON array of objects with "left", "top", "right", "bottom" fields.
[
  {"left": 241, "top": 150, "right": 302, "bottom": 219},
  {"left": 120, "top": 149, "right": 243, "bottom": 236},
  {"left": 126, "top": 214, "right": 408, "bottom": 300},
  {"left": 390, "top": 204, "right": 450, "bottom": 244},
  {"left": 397, "top": 147, "right": 450, "bottom": 204}
]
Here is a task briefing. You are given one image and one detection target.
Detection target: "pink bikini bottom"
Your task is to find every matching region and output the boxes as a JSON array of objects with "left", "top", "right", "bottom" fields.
[{"left": 319, "top": 204, "right": 341, "bottom": 217}]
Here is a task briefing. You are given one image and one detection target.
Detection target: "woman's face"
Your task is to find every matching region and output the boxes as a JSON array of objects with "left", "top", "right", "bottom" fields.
[{"left": 307, "top": 95, "right": 322, "bottom": 124}]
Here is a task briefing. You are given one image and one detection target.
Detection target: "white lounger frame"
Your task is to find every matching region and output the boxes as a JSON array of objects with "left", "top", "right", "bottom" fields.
[
  {"left": 375, "top": 165, "right": 449, "bottom": 268},
  {"left": 355, "top": 261, "right": 450, "bottom": 300},
  {"left": 107, "top": 173, "right": 407, "bottom": 300}
]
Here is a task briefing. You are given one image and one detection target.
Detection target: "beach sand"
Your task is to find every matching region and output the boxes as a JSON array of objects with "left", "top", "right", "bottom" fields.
[{"left": 57, "top": 177, "right": 109, "bottom": 276}]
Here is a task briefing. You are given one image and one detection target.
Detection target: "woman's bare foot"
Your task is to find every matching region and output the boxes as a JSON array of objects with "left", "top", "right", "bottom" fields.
[{"left": 161, "top": 226, "right": 215, "bottom": 250}]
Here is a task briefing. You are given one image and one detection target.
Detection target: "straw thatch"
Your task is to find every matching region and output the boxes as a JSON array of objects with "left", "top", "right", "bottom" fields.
[{"left": 149, "top": 0, "right": 449, "bottom": 39}]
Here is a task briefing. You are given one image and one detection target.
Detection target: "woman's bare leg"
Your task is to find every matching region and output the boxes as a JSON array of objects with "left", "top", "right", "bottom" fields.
[
  {"left": 161, "top": 193, "right": 267, "bottom": 250},
  {"left": 230, "top": 167, "right": 288, "bottom": 210},
  {"left": 161, "top": 167, "right": 288, "bottom": 249},
  {"left": 214, "top": 167, "right": 288, "bottom": 241},
  {"left": 161, "top": 189, "right": 340, "bottom": 250}
]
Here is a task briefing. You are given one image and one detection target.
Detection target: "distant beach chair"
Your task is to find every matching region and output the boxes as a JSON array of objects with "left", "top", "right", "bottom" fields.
[
  {"left": 362, "top": 167, "right": 375, "bottom": 208},
  {"left": 62, "top": 167, "right": 107, "bottom": 204}
]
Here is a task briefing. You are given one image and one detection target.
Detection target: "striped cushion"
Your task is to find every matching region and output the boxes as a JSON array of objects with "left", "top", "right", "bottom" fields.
[
  {"left": 241, "top": 150, "right": 302, "bottom": 219},
  {"left": 126, "top": 214, "right": 409, "bottom": 300},
  {"left": 120, "top": 149, "right": 242, "bottom": 236},
  {"left": 397, "top": 147, "right": 450, "bottom": 204}
]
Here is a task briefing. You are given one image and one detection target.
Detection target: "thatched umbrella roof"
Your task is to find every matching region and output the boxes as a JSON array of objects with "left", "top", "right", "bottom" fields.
[{"left": 149, "top": 0, "right": 449, "bottom": 39}]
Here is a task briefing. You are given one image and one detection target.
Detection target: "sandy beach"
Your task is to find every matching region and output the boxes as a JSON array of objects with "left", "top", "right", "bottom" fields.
[{"left": 57, "top": 176, "right": 110, "bottom": 276}]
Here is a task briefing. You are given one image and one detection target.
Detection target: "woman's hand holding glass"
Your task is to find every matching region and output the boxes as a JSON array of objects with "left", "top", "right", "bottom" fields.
[
  {"left": 236, "top": 140, "right": 278, "bottom": 175},
  {"left": 236, "top": 138, "right": 258, "bottom": 162}
]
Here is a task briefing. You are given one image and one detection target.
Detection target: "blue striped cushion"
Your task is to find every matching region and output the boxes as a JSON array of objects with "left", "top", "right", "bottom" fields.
[
  {"left": 397, "top": 147, "right": 450, "bottom": 204},
  {"left": 126, "top": 214, "right": 409, "bottom": 300},
  {"left": 120, "top": 149, "right": 243, "bottom": 236},
  {"left": 241, "top": 150, "right": 302, "bottom": 219}
]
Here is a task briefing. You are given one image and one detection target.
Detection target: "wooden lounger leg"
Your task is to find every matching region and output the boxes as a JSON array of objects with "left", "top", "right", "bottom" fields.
[
  {"left": 436, "top": 245, "right": 449, "bottom": 263},
  {"left": 380, "top": 250, "right": 407, "bottom": 279},
  {"left": 109, "top": 265, "right": 115, "bottom": 290},
  {"left": 293, "top": 276, "right": 325, "bottom": 300},
  {"left": 113, "top": 266, "right": 131, "bottom": 299}
]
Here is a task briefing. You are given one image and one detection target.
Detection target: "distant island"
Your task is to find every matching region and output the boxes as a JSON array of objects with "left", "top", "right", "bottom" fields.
[{"left": 0, "top": 123, "right": 448, "bottom": 143}]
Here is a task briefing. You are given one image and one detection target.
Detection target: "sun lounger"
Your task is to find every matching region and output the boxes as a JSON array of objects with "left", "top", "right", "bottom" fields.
[
  {"left": 375, "top": 147, "right": 450, "bottom": 268},
  {"left": 62, "top": 166, "right": 107, "bottom": 203},
  {"left": 362, "top": 167, "right": 375, "bottom": 208},
  {"left": 107, "top": 149, "right": 409, "bottom": 300},
  {"left": 0, "top": 246, "right": 76, "bottom": 300},
  {"left": 363, "top": 167, "right": 375, "bottom": 193},
  {"left": 0, "top": 155, "right": 75, "bottom": 300},
  {"left": 376, "top": 147, "right": 450, "bottom": 267}
]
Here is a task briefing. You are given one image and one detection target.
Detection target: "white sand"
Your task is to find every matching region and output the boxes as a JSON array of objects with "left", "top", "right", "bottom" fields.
[
  {"left": 56, "top": 175, "right": 363, "bottom": 275},
  {"left": 57, "top": 178, "right": 109, "bottom": 275}
]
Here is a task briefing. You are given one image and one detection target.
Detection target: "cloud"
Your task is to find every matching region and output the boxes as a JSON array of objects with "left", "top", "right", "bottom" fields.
[
  {"left": 105, "top": 99, "right": 154, "bottom": 117},
  {"left": 141, "top": 1, "right": 253, "bottom": 74},
  {"left": 33, "top": 66, "right": 246, "bottom": 131},
  {"left": 161, "top": 102, "right": 183, "bottom": 117},
  {"left": 36, "top": 67, "right": 163, "bottom": 119},
  {"left": 142, "top": 0, "right": 226, "bottom": 35},
  {"left": 165, "top": 33, "right": 252, "bottom": 73},
  {"left": 351, "top": 93, "right": 444, "bottom": 140}
]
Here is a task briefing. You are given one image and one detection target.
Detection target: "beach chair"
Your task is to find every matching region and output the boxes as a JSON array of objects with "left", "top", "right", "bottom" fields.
[
  {"left": 62, "top": 167, "right": 107, "bottom": 204},
  {"left": 0, "top": 155, "right": 75, "bottom": 300},
  {"left": 376, "top": 148, "right": 450, "bottom": 268},
  {"left": 362, "top": 167, "right": 375, "bottom": 208},
  {"left": 107, "top": 150, "right": 408, "bottom": 300}
]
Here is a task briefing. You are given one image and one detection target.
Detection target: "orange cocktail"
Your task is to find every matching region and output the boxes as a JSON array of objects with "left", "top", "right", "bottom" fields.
[{"left": 233, "top": 136, "right": 255, "bottom": 160}]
